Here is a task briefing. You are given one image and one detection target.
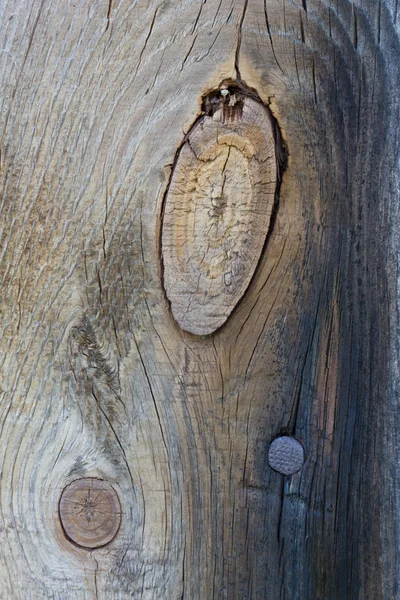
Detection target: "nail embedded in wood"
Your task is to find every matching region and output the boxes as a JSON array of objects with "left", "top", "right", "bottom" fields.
[
  {"left": 59, "top": 478, "right": 121, "bottom": 549},
  {"left": 268, "top": 436, "right": 305, "bottom": 475},
  {"left": 161, "top": 82, "right": 281, "bottom": 335}
]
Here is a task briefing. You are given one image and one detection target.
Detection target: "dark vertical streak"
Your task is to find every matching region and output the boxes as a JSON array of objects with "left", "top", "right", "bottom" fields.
[
  {"left": 289, "top": 288, "right": 323, "bottom": 432},
  {"left": 378, "top": 0, "right": 382, "bottom": 44},
  {"left": 18, "top": 0, "right": 45, "bottom": 79},
  {"left": 264, "top": 1, "right": 285, "bottom": 73},
  {"left": 96, "top": 267, "right": 103, "bottom": 307},
  {"left": 235, "top": 0, "right": 249, "bottom": 80},
  {"left": 294, "top": 44, "right": 302, "bottom": 88},
  {"left": 135, "top": 6, "right": 160, "bottom": 75},
  {"left": 277, "top": 478, "right": 285, "bottom": 543},
  {"left": 283, "top": 0, "right": 287, "bottom": 33},
  {"left": 105, "top": 0, "right": 113, "bottom": 32},
  {"left": 353, "top": 4, "right": 358, "bottom": 49},
  {"left": 312, "top": 57, "right": 317, "bottom": 104},
  {"left": 212, "top": 0, "right": 223, "bottom": 26},
  {"left": 357, "top": 65, "right": 362, "bottom": 138},
  {"left": 299, "top": 10, "right": 305, "bottom": 43},
  {"left": 132, "top": 336, "right": 169, "bottom": 460},
  {"left": 192, "top": 0, "right": 205, "bottom": 35},
  {"left": 180, "top": 34, "right": 198, "bottom": 71}
]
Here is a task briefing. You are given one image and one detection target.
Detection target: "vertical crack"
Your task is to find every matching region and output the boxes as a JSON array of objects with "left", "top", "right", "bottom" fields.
[
  {"left": 105, "top": 0, "right": 113, "bottom": 32},
  {"left": 235, "top": 0, "right": 249, "bottom": 80},
  {"left": 264, "top": 0, "right": 284, "bottom": 73}
]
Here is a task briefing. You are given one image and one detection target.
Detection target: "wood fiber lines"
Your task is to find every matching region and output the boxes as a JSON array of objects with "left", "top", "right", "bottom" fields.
[{"left": 0, "top": 0, "right": 399, "bottom": 599}]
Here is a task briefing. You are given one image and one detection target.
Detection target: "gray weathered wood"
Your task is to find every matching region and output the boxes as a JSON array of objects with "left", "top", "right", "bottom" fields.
[{"left": 0, "top": 0, "right": 400, "bottom": 598}]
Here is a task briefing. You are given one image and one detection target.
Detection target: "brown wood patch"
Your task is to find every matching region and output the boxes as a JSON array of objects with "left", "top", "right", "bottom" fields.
[{"left": 59, "top": 478, "right": 121, "bottom": 549}]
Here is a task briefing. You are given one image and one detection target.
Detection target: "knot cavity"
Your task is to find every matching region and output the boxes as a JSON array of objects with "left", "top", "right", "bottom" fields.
[{"left": 161, "top": 84, "right": 280, "bottom": 335}]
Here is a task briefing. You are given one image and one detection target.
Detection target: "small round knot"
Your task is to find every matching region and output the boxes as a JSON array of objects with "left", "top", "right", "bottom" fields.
[
  {"left": 59, "top": 478, "right": 121, "bottom": 549},
  {"left": 268, "top": 436, "right": 305, "bottom": 475}
]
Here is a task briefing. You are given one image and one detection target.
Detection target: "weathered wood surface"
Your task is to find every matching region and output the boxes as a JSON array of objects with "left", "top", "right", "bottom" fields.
[{"left": 0, "top": 1, "right": 399, "bottom": 599}]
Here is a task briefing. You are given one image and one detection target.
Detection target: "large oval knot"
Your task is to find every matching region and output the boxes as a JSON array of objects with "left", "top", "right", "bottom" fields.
[{"left": 161, "top": 84, "right": 281, "bottom": 335}]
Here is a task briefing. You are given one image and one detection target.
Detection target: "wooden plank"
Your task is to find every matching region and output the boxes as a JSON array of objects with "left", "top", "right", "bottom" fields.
[{"left": 0, "top": 0, "right": 399, "bottom": 598}]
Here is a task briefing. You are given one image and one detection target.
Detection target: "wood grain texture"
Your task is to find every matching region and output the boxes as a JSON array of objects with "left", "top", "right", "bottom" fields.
[
  {"left": 0, "top": 0, "right": 399, "bottom": 599},
  {"left": 161, "top": 85, "right": 278, "bottom": 335}
]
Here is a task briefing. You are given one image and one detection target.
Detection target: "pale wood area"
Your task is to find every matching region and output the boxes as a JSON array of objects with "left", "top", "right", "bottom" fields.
[{"left": 0, "top": 1, "right": 400, "bottom": 599}]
